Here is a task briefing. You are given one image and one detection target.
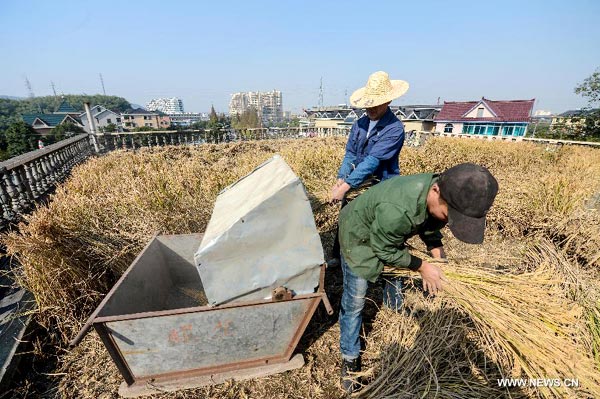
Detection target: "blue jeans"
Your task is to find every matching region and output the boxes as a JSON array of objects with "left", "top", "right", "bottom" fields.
[{"left": 339, "top": 255, "right": 403, "bottom": 361}]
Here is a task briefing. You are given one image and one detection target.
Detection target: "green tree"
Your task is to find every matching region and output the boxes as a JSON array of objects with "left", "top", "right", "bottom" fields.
[
  {"left": 209, "top": 105, "right": 218, "bottom": 124},
  {"left": 48, "top": 122, "right": 86, "bottom": 143},
  {"left": 190, "top": 120, "right": 208, "bottom": 129},
  {"left": 574, "top": 68, "right": 600, "bottom": 140},
  {"left": 5, "top": 121, "right": 36, "bottom": 157},
  {"left": 103, "top": 123, "right": 117, "bottom": 133},
  {"left": 134, "top": 126, "right": 154, "bottom": 132},
  {"left": 206, "top": 105, "right": 222, "bottom": 142},
  {"left": 288, "top": 117, "right": 300, "bottom": 127},
  {"left": 231, "top": 107, "right": 261, "bottom": 129},
  {"left": 575, "top": 68, "right": 600, "bottom": 105}
]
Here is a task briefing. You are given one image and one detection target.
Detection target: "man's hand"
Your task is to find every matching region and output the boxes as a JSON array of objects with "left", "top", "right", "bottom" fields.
[
  {"left": 417, "top": 261, "right": 446, "bottom": 295},
  {"left": 430, "top": 246, "right": 447, "bottom": 261},
  {"left": 330, "top": 181, "right": 351, "bottom": 203}
]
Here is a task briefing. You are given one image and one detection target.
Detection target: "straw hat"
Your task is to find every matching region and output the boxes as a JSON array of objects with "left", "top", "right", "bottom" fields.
[{"left": 350, "top": 71, "right": 409, "bottom": 108}]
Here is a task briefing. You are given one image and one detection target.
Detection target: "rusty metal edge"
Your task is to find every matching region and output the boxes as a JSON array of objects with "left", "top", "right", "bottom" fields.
[
  {"left": 318, "top": 264, "right": 334, "bottom": 315},
  {"left": 69, "top": 233, "right": 161, "bottom": 348},
  {"left": 95, "top": 323, "right": 136, "bottom": 385},
  {"left": 94, "top": 292, "right": 324, "bottom": 324},
  {"left": 282, "top": 297, "right": 322, "bottom": 361},
  {"left": 134, "top": 354, "right": 290, "bottom": 384}
]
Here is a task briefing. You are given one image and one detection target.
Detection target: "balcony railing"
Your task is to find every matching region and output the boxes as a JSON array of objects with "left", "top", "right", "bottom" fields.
[
  {"left": 0, "top": 134, "right": 94, "bottom": 227},
  {"left": 2, "top": 127, "right": 598, "bottom": 227},
  {"left": 95, "top": 127, "right": 350, "bottom": 150}
]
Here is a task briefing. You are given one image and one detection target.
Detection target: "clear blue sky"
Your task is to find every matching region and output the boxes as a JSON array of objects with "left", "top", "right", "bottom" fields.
[{"left": 1, "top": 0, "right": 599, "bottom": 114}]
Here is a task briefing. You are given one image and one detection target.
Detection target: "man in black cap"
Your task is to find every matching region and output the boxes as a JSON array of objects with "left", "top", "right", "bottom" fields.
[{"left": 337, "top": 163, "right": 498, "bottom": 393}]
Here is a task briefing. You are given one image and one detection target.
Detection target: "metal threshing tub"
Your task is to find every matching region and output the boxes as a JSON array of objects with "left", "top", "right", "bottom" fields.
[{"left": 72, "top": 156, "right": 332, "bottom": 396}]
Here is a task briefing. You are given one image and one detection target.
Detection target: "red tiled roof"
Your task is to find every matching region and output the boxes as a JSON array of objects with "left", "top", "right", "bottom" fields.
[{"left": 434, "top": 98, "right": 535, "bottom": 122}]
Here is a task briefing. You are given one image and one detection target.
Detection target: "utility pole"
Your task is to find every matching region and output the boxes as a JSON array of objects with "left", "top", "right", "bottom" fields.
[
  {"left": 318, "top": 77, "right": 323, "bottom": 109},
  {"left": 51, "top": 81, "right": 57, "bottom": 97},
  {"left": 24, "top": 77, "right": 34, "bottom": 98},
  {"left": 99, "top": 73, "right": 106, "bottom": 96},
  {"left": 344, "top": 88, "right": 348, "bottom": 107}
]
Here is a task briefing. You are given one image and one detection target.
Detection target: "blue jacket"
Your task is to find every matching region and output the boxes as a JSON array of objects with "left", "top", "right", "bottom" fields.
[{"left": 337, "top": 108, "right": 405, "bottom": 187}]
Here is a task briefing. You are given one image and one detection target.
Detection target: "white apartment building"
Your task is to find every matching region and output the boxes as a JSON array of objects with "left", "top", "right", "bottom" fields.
[
  {"left": 229, "top": 90, "right": 283, "bottom": 122},
  {"left": 146, "top": 97, "right": 185, "bottom": 114}
]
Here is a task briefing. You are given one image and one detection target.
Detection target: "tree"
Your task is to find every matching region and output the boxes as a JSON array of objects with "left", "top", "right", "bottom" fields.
[
  {"left": 134, "top": 126, "right": 154, "bottom": 132},
  {"left": 190, "top": 120, "right": 208, "bottom": 130},
  {"left": 575, "top": 68, "right": 600, "bottom": 105},
  {"left": 574, "top": 68, "right": 600, "bottom": 140},
  {"left": 209, "top": 105, "right": 218, "bottom": 124},
  {"left": 231, "top": 107, "right": 261, "bottom": 129},
  {"left": 5, "top": 121, "right": 36, "bottom": 157},
  {"left": 49, "top": 121, "right": 86, "bottom": 143},
  {"left": 103, "top": 123, "right": 117, "bottom": 133}
]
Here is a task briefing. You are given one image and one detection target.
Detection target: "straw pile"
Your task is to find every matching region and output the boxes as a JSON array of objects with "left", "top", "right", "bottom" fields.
[
  {"left": 2, "top": 137, "right": 600, "bottom": 398},
  {"left": 368, "top": 239, "right": 600, "bottom": 398}
]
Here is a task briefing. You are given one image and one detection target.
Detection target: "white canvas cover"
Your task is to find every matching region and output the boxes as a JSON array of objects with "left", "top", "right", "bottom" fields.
[{"left": 194, "top": 155, "right": 324, "bottom": 305}]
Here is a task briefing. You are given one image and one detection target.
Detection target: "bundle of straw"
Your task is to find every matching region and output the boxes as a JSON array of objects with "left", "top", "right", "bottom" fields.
[{"left": 362, "top": 251, "right": 600, "bottom": 398}]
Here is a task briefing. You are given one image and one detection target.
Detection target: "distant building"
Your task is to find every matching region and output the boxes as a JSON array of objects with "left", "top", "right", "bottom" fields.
[
  {"left": 229, "top": 90, "right": 283, "bottom": 123},
  {"left": 79, "top": 105, "right": 123, "bottom": 133},
  {"left": 168, "top": 112, "right": 209, "bottom": 127},
  {"left": 22, "top": 99, "right": 85, "bottom": 136},
  {"left": 301, "top": 106, "right": 359, "bottom": 129},
  {"left": 551, "top": 108, "right": 599, "bottom": 131},
  {"left": 146, "top": 98, "right": 185, "bottom": 114},
  {"left": 301, "top": 104, "right": 441, "bottom": 132},
  {"left": 394, "top": 105, "right": 441, "bottom": 132},
  {"left": 122, "top": 108, "right": 171, "bottom": 130},
  {"left": 434, "top": 98, "right": 535, "bottom": 136}
]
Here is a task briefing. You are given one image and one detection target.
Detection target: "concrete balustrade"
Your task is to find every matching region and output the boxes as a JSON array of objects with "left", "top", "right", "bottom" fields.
[
  {"left": 0, "top": 134, "right": 94, "bottom": 227},
  {"left": 1, "top": 127, "right": 597, "bottom": 227}
]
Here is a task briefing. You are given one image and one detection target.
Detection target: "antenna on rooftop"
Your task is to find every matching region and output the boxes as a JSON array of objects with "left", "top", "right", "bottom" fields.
[
  {"left": 51, "top": 81, "right": 57, "bottom": 97},
  {"left": 318, "top": 77, "right": 323, "bottom": 109},
  {"left": 99, "top": 73, "right": 106, "bottom": 96},
  {"left": 24, "top": 76, "right": 34, "bottom": 98}
]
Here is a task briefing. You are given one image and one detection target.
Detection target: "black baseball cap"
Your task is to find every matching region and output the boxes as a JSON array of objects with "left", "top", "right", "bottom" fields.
[{"left": 437, "top": 163, "right": 499, "bottom": 244}]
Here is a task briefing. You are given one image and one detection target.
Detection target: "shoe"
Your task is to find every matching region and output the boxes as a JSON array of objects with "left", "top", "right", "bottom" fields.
[
  {"left": 327, "top": 257, "right": 341, "bottom": 268},
  {"left": 341, "top": 357, "right": 361, "bottom": 393}
]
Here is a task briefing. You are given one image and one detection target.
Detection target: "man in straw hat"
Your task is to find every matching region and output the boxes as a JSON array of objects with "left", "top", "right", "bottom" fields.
[
  {"left": 337, "top": 163, "right": 498, "bottom": 393},
  {"left": 330, "top": 71, "right": 409, "bottom": 203},
  {"left": 330, "top": 71, "right": 409, "bottom": 269},
  {"left": 330, "top": 71, "right": 410, "bottom": 338}
]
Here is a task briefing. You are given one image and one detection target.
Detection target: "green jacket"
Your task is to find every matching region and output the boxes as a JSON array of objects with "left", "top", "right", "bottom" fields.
[{"left": 339, "top": 173, "right": 445, "bottom": 282}]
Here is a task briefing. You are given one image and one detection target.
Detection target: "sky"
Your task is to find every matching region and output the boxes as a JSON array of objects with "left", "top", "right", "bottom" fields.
[{"left": 1, "top": 0, "right": 599, "bottom": 115}]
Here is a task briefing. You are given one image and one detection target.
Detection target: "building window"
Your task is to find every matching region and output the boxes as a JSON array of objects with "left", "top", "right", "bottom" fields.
[
  {"left": 444, "top": 123, "right": 453, "bottom": 133},
  {"left": 477, "top": 107, "right": 484, "bottom": 117},
  {"left": 145, "top": 123, "right": 152, "bottom": 127},
  {"left": 116, "top": 118, "right": 121, "bottom": 123},
  {"left": 107, "top": 118, "right": 112, "bottom": 124}
]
